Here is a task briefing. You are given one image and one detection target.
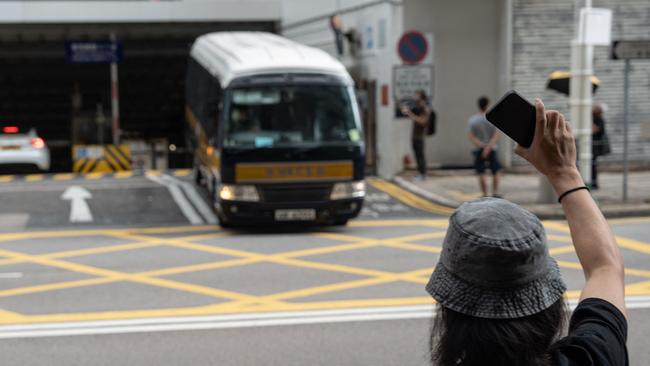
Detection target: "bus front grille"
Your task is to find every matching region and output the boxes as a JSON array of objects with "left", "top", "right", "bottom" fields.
[{"left": 259, "top": 185, "right": 332, "bottom": 203}]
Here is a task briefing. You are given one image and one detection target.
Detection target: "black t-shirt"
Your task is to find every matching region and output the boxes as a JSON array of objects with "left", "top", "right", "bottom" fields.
[
  {"left": 411, "top": 106, "right": 427, "bottom": 140},
  {"left": 551, "top": 298, "right": 628, "bottom": 366}
]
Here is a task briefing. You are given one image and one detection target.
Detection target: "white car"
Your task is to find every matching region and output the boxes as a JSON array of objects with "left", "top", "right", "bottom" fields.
[{"left": 0, "top": 127, "right": 50, "bottom": 171}]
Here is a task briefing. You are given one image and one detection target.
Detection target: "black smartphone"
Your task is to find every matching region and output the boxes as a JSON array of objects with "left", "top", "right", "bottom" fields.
[{"left": 485, "top": 91, "right": 536, "bottom": 148}]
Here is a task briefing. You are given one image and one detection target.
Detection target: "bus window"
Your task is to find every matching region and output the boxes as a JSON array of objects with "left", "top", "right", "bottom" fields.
[{"left": 224, "top": 85, "right": 360, "bottom": 148}]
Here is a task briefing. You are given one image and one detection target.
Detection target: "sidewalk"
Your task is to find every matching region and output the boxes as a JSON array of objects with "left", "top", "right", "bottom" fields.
[{"left": 395, "top": 170, "right": 650, "bottom": 219}]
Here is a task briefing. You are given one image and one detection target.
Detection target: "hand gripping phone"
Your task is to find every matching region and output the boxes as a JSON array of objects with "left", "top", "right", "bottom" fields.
[{"left": 485, "top": 91, "right": 536, "bottom": 148}]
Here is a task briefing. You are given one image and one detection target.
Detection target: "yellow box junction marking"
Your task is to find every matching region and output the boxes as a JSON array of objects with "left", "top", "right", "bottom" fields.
[
  {"left": 235, "top": 161, "right": 353, "bottom": 183},
  {"left": 0, "top": 220, "right": 647, "bottom": 325}
]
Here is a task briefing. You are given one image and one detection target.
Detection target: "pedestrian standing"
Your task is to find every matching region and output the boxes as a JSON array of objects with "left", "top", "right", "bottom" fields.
[
  {"left": 427, "top": 99, "right": 627, "bottom": 366},
  {"left": 468, "top": 96, "right": 501, "bottom": 197},
  {"left": 401, "top": 90, "right": 431, "bottom": 181},
  {"left": 591, "top": 102, "right": 610, "bottom": 190}
]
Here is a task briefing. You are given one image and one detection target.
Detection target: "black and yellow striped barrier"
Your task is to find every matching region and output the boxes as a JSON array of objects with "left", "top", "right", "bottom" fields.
[{"left": 73, "top": 145, "right": 132, "bottom": 173}]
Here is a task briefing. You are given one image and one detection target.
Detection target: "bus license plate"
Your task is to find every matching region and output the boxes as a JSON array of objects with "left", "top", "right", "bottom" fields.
[{"left": 274, "top": 209, "right": 316, "bottom": 221}]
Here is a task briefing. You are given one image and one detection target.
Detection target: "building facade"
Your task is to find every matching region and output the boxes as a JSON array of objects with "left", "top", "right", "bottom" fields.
[{"left": 282, "top": 0, "right": 650, "bottom": 178}]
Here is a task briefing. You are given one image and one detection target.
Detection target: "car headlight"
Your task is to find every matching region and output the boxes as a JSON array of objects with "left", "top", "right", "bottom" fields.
[
  {"left": 219, "top": 185, "right": 260, "bottom": 202},
  {"left": 330, "top": 180, "right": 366, "bottom": 200}
]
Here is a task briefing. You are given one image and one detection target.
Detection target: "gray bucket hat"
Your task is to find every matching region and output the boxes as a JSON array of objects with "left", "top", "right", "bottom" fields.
[{"left": 426, "top": 198, "right": 566, "bottom": 319}]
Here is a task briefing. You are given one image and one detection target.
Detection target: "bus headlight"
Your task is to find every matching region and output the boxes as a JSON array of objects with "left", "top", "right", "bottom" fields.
[
  {"left": 330, "top": 181, "right": 366, "bottom": 200},
  {"left": 219, "top": 185, "right": 260, "bottom": 202}
]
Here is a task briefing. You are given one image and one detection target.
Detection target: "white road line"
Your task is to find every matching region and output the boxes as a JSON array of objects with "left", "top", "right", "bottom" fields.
[
  {"left": 1, "top": 297, "right": 649, "bottom": 339},
  {"left": 161, "top": 175, "right": 218, "bottom": 224},
  {"left": 0, "top": 272, "right": 23, "bottom": 279},
  {"left": 147, "top": 175, "right": 204, "bottom": 225}
]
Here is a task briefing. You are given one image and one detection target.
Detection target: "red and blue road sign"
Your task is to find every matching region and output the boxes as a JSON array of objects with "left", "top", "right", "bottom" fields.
[{"left": 397, "top": 31, "right": 428, "bottom": 65}]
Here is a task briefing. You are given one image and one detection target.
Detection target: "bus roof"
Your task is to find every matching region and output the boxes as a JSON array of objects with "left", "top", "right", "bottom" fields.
[{"left": 190, "top": 32, "right": 353, "bottom": 87}]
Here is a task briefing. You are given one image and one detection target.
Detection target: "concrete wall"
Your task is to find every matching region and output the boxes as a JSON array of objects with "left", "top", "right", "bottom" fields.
[
  {"left": 403, "top": 0, "right": 503, "bottom": 168},
  {"left": 0, "top": 0, "right": 281, "bottom": 23},
  {"left": 511, "top": 0, "right": 650, "bottom": 164}
]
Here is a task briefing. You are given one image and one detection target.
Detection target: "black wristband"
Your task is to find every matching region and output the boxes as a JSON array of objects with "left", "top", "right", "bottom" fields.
[{"left": 557, "top": 186, "right": 590, "bottom": 203}]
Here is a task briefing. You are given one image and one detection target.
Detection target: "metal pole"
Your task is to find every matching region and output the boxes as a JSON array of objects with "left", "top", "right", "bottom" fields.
[
  {"left": 571, "top": 3, "right": 593, "bottom": 186},
  {"left": 622, "top": 59, "right": 630, "bottom": 202},
  {"left": 110, "top": 32, "right": 121, "bottom": 145}
]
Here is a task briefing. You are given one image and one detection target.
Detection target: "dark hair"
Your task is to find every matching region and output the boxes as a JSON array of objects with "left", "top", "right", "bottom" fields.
[
  {"left": 478, "top": 96, "right": 489, "bottom": 111},
  {"left": 416, "top": 90, "right": 428, "bottom": 102},
  {"left": 429, "top": 298, "right": 567, "bottom": 366}
]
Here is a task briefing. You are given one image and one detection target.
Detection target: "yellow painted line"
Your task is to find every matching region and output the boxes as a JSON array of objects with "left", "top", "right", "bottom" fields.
[
  {"left": 169, "top": 232, "right": 229, "bottom": 243},
  {"left": 544, "top": 221, "right": 650, "bottom": 254},
  {"left": 379, "top": 239, "right": 443, "bottom": 254},
  {"left": 549, "top": 245, "right": 575, "bottom": 255},
  {"left": 624, "top": 268, "right": 650, "bottom": 278},
  {"left": 607, "top": 217, "right": 650, "bottom": 225},
  {"left": 0, "top": 309, "right": 25, "bottom": 321},
  {"left": 173, "top": 169, "right": 192, "bottom": 177},
  {"left": 111, "top": 233, "right": 266, "bottom": 261},
  {"left": 129, "top": 225, "right": 218, "bottom": 235},
  {"left": 385, "top": 231, "right": 447, "bottom": 243},
  {"left": 0, "top": 225, "right": 216, "bottom": 241},
  {"left": 0, "top": 277, "right": 118, "bottom": 299},
  {"left": 447, "top": 190, "right": 482, "bottom": 202},
  {"left": 556, "top": 260, "right": 583, "bottom": 271},
  {"left": 264, "top": 276, "right": 395, "bottom": 301},
  {"left": 274, "top": 256, "right": 393, "bottom": 279},
  {"left": 53, "top": 173, "right": 76, "bottom": 181},
  {"left": 615, "top": 236, "right": 650, "bottom": 254},
  {"left": 0, "top": 258, "right": 24, "bottom": 266},
  {"left": 114, "top": 171, "right": 133, "bottom": 179},
  {"left": 349, "top": 219, "right": 449, "bottom": 228},
  {"left": 547, "top": 234, "right": 573, "bottom": 243},
  {"left": 140, "top": 257, "right": 263, "bottom": 277},
  {"left": 280, "top": 241, "right": 378, "bottom": 259},
  {"left": 367, "top": 178, "right": 455, "bottom": 215},
  {"left": 24, "top": 174, "right": 44, "bottom": 182},
  {"left": 0, "top": 175, "right": 14, "bottom": 183},
  {"left": 84, "top": 172, "right": 105, "bottom": 180},
  {"left": 145, "top": 170, "right": 162, "bottom": 178},
  {"left": 46, "top": 241, "right": 162, "bottom": 259}
]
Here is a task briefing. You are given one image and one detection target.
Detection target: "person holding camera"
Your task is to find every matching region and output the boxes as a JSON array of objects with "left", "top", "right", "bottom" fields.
[{"left": 426, "top": 98, "right": 627, "bottom": 366}]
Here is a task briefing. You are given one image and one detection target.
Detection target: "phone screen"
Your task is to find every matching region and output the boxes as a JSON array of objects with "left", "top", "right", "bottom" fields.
[{"left": 485, "top": 91, "right": 536, "bottom": 148}]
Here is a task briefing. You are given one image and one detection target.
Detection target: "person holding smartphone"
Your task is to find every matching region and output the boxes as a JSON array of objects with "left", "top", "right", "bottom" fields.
[
  {"left": 401, "top": 90, "right": 431, "bottom": 181},
  {"left": 426, "top": 98, "right": 627, "bottom": 366}
]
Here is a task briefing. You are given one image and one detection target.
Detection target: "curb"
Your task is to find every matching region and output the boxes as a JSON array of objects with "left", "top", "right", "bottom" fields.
[
  {"left": 393, "top": 176, "right": 650, "bottom": 220},
  {"left": 392, "top": 176, "right": 460, "bottom": 208}
]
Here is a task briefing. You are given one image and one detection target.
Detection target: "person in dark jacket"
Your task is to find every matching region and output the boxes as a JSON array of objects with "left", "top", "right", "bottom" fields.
[{"left": 426, "top": 99, "right": 627, "bottom": 366}]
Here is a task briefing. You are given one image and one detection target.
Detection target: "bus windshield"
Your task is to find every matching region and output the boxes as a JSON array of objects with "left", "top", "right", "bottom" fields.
[{"left": 223, "top": 85, "right": 360, "bottom": 147}]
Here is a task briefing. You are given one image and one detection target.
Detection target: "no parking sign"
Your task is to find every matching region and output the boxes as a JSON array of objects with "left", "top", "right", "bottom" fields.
[{"left": 398, "top": 31, "right": 429, "bottom": 65}]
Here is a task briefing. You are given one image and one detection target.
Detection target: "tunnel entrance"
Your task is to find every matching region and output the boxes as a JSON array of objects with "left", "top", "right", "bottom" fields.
[{"left": 0, "top": 22, "right": 276, "bottom": 172}]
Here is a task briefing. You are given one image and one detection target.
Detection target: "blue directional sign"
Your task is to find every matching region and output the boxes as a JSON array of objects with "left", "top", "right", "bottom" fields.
[
  {"left": 397, "top": 31, "right": 428, "bottom": 65},
  {"left": 65, "top": 41, "right": 123, "bottom": 64}
]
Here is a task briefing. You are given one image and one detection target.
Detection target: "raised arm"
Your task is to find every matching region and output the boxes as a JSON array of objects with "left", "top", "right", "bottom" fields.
[{"left": 514, "top": 99, "right": 626, "bottom": 317}]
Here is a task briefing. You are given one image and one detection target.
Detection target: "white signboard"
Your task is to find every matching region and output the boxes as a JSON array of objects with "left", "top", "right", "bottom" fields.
[
  {"left": 579, "top": 8, "right": 612, "bottom": 45},
  {"left": 393, "top": 65, "right": 432, "bottom": 101},
  {"left": 393, "top": 65, "right": 433, "bottom": 117}
]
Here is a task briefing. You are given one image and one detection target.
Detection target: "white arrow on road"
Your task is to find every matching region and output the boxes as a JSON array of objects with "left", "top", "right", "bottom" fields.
[{"left": 61, "top": 186, "right": 94, "bottom": 223}]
